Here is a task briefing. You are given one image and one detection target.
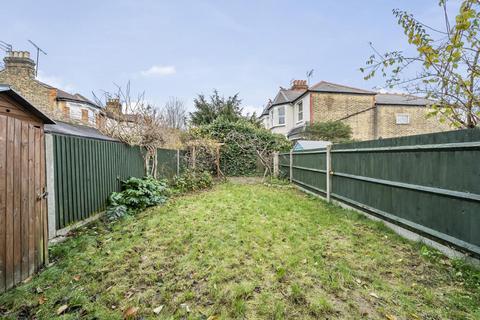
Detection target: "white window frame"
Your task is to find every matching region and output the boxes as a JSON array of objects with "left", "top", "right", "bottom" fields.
[
  {"left": 278, "top": 106, "right": 285, "bottom": 125},
  {"left": 395, "top": 113, "right": 410, "bottom": 125},
  {"left": 296, "top": 101, "right": 303, "bottom": 123}
]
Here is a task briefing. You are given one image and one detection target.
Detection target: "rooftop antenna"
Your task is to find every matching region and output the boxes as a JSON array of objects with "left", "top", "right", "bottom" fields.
[
  {"left": 306, "top": 69, "right": 314, "bottom": 85},
  {"left": 0, "top": 40, "right": 12, "bottom": 53},
  {"left": 28, "top": 40, "right": 47, "bottom": 77}
]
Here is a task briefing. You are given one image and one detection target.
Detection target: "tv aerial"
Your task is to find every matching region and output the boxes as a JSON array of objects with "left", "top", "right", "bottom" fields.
[
  {"left": 28, "top": 40, "right": 47, "bottom": 76},
  {"left": 0, "top": 40, "right": 12, "bottom": 53},
  {"left": 306, "top": 69, "right": 314, "bottom": 85}
]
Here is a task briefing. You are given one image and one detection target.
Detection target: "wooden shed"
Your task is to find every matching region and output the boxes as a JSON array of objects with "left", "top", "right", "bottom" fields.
[{"left": 0, "top": 85, "right": 54, "bottom": 292}]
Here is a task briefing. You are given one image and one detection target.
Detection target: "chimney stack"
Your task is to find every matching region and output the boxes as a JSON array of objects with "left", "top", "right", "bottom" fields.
[
  {"left": 291, "top": 80, "right": 308, "bottom": 91},
  {"left": 105, "top": 98, "right": 122, "bottom": 114},
  {"left": 3, "top": 51, "right": 36, "bottom": 79}
]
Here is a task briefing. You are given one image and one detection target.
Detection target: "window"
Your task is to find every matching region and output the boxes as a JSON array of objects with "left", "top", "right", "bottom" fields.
[
  {"left": 63, "top": 106, "right": 70, "bottom": 118},
  {"left": 297, "top": 101, "right": 303, "bottom": 122},
  {"left": 396, "top": 113, "right": 410, "bottom": 125},
  {"left": 278, "top": 106, "right": 285, "bottom": 125},
  {"left": 269, "top": 110, "right": 274, "bottom": 127},
  {"left": 81, "top": 109, "right": 89, "bottom": 122}
]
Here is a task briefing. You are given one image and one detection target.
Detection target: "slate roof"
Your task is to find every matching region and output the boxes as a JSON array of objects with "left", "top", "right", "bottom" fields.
[
  {"left": 271, "top": 88, "right": 306, "bottom": 106},
  {"left": 56, "top": 89, "right": 100, "bottom": 108},
  {"left": 375, "top": 93, "right": 433, "bottom": 106},
  {"left": 0, "top": 84, "right": 55, "bottom": 124},
  {"left": 309, "top": 81, "right": 375, "bottom": 95},
  {"left": 44, "top": 120, "right": 117, "bottom": 141}
]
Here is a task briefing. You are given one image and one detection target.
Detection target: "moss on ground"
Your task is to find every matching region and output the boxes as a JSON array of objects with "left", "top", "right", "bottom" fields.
[{"left": 0, "top": 181, "right": 479, "bottom": 319}]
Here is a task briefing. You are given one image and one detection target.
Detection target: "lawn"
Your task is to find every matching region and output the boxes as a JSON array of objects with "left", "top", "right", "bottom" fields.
[{"left": 1, "top": 180, "right": 479, "bottom": 319}]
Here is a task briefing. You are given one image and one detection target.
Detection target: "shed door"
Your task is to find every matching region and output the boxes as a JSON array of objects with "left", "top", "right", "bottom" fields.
[{"left": 0, "top": 115, "right": 47, "bottom": 292}]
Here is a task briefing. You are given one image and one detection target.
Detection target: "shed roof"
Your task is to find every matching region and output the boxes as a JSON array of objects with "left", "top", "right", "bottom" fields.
[
  {"left": 293, "top": 140, "right": 332, "bottom": 151},
  {"left": 44, "top": 121, "right": 117, "bottom": 141},
  {"left": 0, "top": 84, "right": 55, "bottom": 124}
]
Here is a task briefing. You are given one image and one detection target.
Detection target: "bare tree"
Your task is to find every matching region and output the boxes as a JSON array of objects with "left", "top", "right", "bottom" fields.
[
  {"left": 93, "top": 82, "right": 168, "bottom": 178},
  {"left": 162, "top": 97, "right": 187, "bottom": 130}
]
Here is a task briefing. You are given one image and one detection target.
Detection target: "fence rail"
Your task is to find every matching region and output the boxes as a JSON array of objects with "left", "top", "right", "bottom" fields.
[
  {"left": 49, "top": 134, "right": 184, "bottom": 231},
  {"left": 280, "top": 129, "right": 480, "bottom": 257}
]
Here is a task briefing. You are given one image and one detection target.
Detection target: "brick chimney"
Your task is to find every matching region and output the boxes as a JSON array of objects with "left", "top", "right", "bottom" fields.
[
  {"left": 105, "top": 98, "right": 122, "bottom": 114},
  {"left": 291, "top": 80, "right": 308, "bottom": 91},
  {"left": 3, "top": 51, "right": 36, "bottom": 79}
]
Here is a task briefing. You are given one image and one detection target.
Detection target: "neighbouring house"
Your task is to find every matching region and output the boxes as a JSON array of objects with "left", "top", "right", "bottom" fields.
[
  {"left": 260, "top": 80, "right": 450, "bottom": 141},
  {"left": 0, "top": 50, "right": 104, "bottom": 127}
]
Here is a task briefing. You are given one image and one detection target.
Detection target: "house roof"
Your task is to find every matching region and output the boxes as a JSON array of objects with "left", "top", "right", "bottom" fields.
[
  {"left": 375, "top": 93, "right": 433, "bottom": 106},
  {"left": 0, "top": 84, "right": 55, "bottom": 124},
  {"left": 309, "top": 81, "right": 376, "bottom": 95},
  {"left": 44, "top": 120, "right": 117, "bottom": 141},
  {"left": 271, "top": 88, "right": 306, "bottom": 106},
  {"left": 56, "top": 89, "right": 100, "bottom": 109}
]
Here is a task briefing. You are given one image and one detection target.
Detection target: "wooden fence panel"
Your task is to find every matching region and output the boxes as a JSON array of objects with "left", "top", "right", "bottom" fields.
[{"left": 283, "top": 129, "right": 480, "bottom": 256}]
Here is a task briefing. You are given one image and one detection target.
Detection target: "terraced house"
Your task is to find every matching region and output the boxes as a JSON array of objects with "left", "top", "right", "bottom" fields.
[
  {"left": 0, "top": 50, "right": 103, "bottom": 127},
  {"left": 260, "top": 80, "right": 450, "bottom": 140}
]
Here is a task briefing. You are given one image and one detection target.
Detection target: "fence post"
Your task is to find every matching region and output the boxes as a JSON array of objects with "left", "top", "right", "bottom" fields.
[
  {"left": 326, "top": 144, "right": 332, "bottom": 202},
  {"left": 176, "top": 149, "right": 180, "bottom": 176},
  {"left": 45, "top": 134, "right": 56, "bottom": 240},
  {"left": 273, "top": 152, "right": 279, "bottom": 177},
  {"left": 289, "top": 149, "right": 293, "bottom": 182}
]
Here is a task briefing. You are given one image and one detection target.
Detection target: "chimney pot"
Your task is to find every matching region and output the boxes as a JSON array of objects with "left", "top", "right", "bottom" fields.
[{"left": 291, "top": 79, "right": 308, "bottom": 91}]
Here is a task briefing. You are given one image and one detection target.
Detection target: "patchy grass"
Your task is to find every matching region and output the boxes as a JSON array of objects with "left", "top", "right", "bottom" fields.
[{"left": 1, "top": 181, "right": 479, "bottom": 319}]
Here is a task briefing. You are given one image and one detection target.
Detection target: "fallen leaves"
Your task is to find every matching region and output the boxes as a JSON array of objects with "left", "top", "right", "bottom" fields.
[
  {"left": 73, "top": 275, "right": 81, "bottom": 282},
  {"left": 56, "top": 304, "right": 68, "bottom": 315},
  {"left": 369, "top": 292, "right": 380, "bottom": 299},
  {"left": 123, "top": 306, "right": 138, "bottom": 319},
  {"left": 153, "top": 305, "right": 164, "bottom": 314}
]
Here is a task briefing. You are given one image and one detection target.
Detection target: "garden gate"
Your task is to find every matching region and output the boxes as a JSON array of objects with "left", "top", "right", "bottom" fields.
[{"left": 0, "top": 86, "right": 54, "bottom": 292}]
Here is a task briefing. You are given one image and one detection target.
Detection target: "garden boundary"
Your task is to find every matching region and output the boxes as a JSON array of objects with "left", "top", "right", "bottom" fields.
[
  {"left": 278, "top": 129, "right": 480, "bottom": 258},
  {"left": 45, "top": 133, "right": 186, "bottom": 238}
]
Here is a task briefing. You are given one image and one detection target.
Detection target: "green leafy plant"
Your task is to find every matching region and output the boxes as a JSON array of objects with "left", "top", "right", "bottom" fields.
[
  {"left": 187, "top": 118, "right": 291, "bottom": 176},
  {"left": 107, "top": 176, "right": 170, "bottom": 220},
  {"left": 171, "top": 170, "right": 213, "bottom": 194},
  {"left": 304, "top": 121, "right": 353, "bottom": 143}
]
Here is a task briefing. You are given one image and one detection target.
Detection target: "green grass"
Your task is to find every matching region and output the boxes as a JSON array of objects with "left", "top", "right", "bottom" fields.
[{"left": 1, "top": 181, "right": 479, "bottom": 319}]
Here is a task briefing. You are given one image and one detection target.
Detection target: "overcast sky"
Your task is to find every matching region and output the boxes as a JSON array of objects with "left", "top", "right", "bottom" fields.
[{"left": 1, "top": 0, "right": 459, "bottom": 115}]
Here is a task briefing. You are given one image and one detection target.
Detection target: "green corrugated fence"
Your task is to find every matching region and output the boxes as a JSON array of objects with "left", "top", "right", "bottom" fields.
[
  {"left": 280, "top": 129, "right": 480, "bottom": 257},
  {"left": 52, "top": 134, "right": 184, "bottom": 230}
]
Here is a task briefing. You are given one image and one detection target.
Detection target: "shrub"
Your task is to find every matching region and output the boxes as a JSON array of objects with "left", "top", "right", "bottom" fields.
[
  {"left": 107, "top": 176, "right": 170, "bottom": 220},
  {"left": 171, "top": 170, "right": 213, "bottom": 194},
  {"left": 304, "top": 121, "right": 353, "bottom": 143},
  {"left": 187, "top": 118, "right": 291, "bottom": 176}
]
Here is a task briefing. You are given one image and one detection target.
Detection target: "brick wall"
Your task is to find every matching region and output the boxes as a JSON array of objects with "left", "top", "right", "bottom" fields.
[
  {"left": 310, "top": 92, "right": 376, "bottom": 140},
  {"left": 376, "top": 105, "right": 451, "bottom": 139},
  {"left": 0, "top": 62, "right": 59, "bottom": 118}
]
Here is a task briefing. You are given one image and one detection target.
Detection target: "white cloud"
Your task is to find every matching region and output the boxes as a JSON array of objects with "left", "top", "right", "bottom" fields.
[
  {"left": 37, "top": 70, "right": 75, "bottom": 92},
  {"left": 141, "top": 65, "right": 176, "bottom": 77}
]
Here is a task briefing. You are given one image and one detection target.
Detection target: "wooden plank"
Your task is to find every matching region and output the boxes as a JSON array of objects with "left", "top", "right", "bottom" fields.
[
  {"left": 20, "top": 122, "right": 29, "bottom": 279},
  {"left": 28, "top": 124, "right": 35, "bottom": 276},
  {"left": 40, "top": 130, "right": 48, "bottom": 265},
  {"left": 5, "top": 116, "right": 15, "bottom": 289},
  {"left": 0, "top": 115, "right": 7, "bottom": 292},
  {"left": 13, "top": 119, "right": 21, "bottom": 284},
  {"left": 34, "top": 127, "right": 41, "bottom": 271}
]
